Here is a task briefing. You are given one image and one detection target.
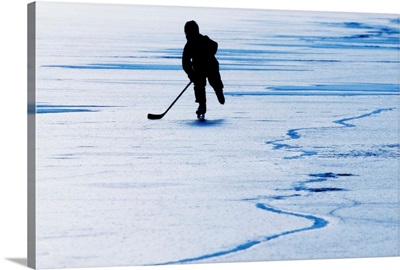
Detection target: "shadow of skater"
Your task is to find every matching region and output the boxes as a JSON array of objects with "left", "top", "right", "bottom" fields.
[
  {"left": 182, "top": 20, "right": 225, "bottom": 118},
  {"left": 184, "top": 118, "right": 226, "bottom": 127}
]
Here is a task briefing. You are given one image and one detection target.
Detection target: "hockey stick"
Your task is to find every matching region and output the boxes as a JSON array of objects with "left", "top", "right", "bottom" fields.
[{"left": 147, "top": 81, "right": 192, "bottom": 120}]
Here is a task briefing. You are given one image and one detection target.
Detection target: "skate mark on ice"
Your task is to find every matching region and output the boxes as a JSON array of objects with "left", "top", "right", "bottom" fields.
[{"left": 266, "top": 108, "right": 396, "bottom": 159}]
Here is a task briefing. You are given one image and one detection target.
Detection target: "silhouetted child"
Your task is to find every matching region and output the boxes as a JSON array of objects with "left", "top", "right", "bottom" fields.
[{"left": 182, "top": 20, "right": 225, "bottom": 117}]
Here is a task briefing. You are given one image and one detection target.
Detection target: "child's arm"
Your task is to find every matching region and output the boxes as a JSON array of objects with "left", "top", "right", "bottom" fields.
[{"left": 182, "top": 44, "right": 195, "bottom": 81}]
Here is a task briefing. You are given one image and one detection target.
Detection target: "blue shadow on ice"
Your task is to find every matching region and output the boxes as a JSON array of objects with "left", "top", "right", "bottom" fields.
[{"left": 184, "top": 119, "right": 225, "bottom": 127}]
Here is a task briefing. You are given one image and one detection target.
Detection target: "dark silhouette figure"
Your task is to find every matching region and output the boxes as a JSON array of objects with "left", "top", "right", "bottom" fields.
[{"left": 182, "top": 20, "right": 225, "bottom": 116}]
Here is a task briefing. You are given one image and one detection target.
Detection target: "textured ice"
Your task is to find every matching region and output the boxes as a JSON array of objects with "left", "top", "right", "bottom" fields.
[{"left": 34, "top": 2, "right": 399, "bottom": 269}]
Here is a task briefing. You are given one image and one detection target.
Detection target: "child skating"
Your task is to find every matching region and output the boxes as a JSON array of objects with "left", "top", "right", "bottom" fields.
[{"left": 182, "top": 20, "right": 225, "bottom": 120}]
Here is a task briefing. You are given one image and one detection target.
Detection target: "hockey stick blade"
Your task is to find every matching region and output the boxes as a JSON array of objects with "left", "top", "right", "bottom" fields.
[
  {"left": 147, "top": 113, "right": 164, "bottom": 120},
  {"left": 147, "top": 81, "right": 192, "bottom": 120}
]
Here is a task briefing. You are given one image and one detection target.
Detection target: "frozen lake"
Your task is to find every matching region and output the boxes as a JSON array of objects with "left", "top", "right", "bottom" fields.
[{"left": 33, "top": 2, "right": 399, "bottom": 269}]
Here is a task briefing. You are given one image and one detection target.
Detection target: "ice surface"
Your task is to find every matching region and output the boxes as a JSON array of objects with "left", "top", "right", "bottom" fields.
[{"left": 34, "top": 2, "right": 399, "bottom": 268}]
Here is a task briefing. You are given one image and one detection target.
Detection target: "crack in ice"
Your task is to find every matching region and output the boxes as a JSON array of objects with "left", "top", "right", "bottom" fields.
[
  {"left": 153, "top": 203, "right": 328, "bottom": 266},
  {"left": 333, "top": 108, "right": 395, "bottom": 127},
  {"left": 266, "top": 107, "right": 396, "bottom": 159},
  {"left": 149, "top": 108, "right": 396, "bottom": 266}
]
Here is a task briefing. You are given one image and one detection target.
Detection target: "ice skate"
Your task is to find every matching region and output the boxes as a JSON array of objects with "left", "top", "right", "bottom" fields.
[{"left": 196, "top": 103, "right": 206, "bottom": 121}]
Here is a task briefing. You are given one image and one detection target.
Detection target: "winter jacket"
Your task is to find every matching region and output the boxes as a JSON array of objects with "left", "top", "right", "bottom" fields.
[{"left": 182, "top": 34, "right": 219, "bottom": 76}]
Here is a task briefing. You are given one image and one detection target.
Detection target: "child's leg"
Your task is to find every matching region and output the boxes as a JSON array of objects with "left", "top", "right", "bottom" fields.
[
  {"left": 208, "top": 70, "right": 225, "bottom": 104},
  {"left": 193, "top": 75, "right": 207, "bottom": 114},
  {"left": 193, "top": 75, "right": 207, "bottom": 104}
]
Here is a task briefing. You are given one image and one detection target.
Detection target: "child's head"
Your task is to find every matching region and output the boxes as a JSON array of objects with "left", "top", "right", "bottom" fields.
[{"left": 184, "top": 20, "right": 199, "bottom": 41}]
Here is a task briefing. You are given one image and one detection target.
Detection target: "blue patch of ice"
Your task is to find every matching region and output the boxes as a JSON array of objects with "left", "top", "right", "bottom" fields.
[
  {"left": 36, "top": 104, "right": 112, "bottom": 114},
  {"left": 293, "top": 173, "right": 352, "bottom": 193},
  {"left": 43, "top": 63, "right": 182, "bottom": 71},
  {"left": 309, "top": 172, "right": 354, "bottom": 178},
  {"left": 266, "top": 20, "right": 399, "bottom": 51},
  {"left": 271, "top": 83, "right": 399, "bottom": 92},
  {"left": 287, "top": 129, "right": 301, "bottom": 140},
  {"left": 225, "top": 83, "right": 399, "bottom": 96}
]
